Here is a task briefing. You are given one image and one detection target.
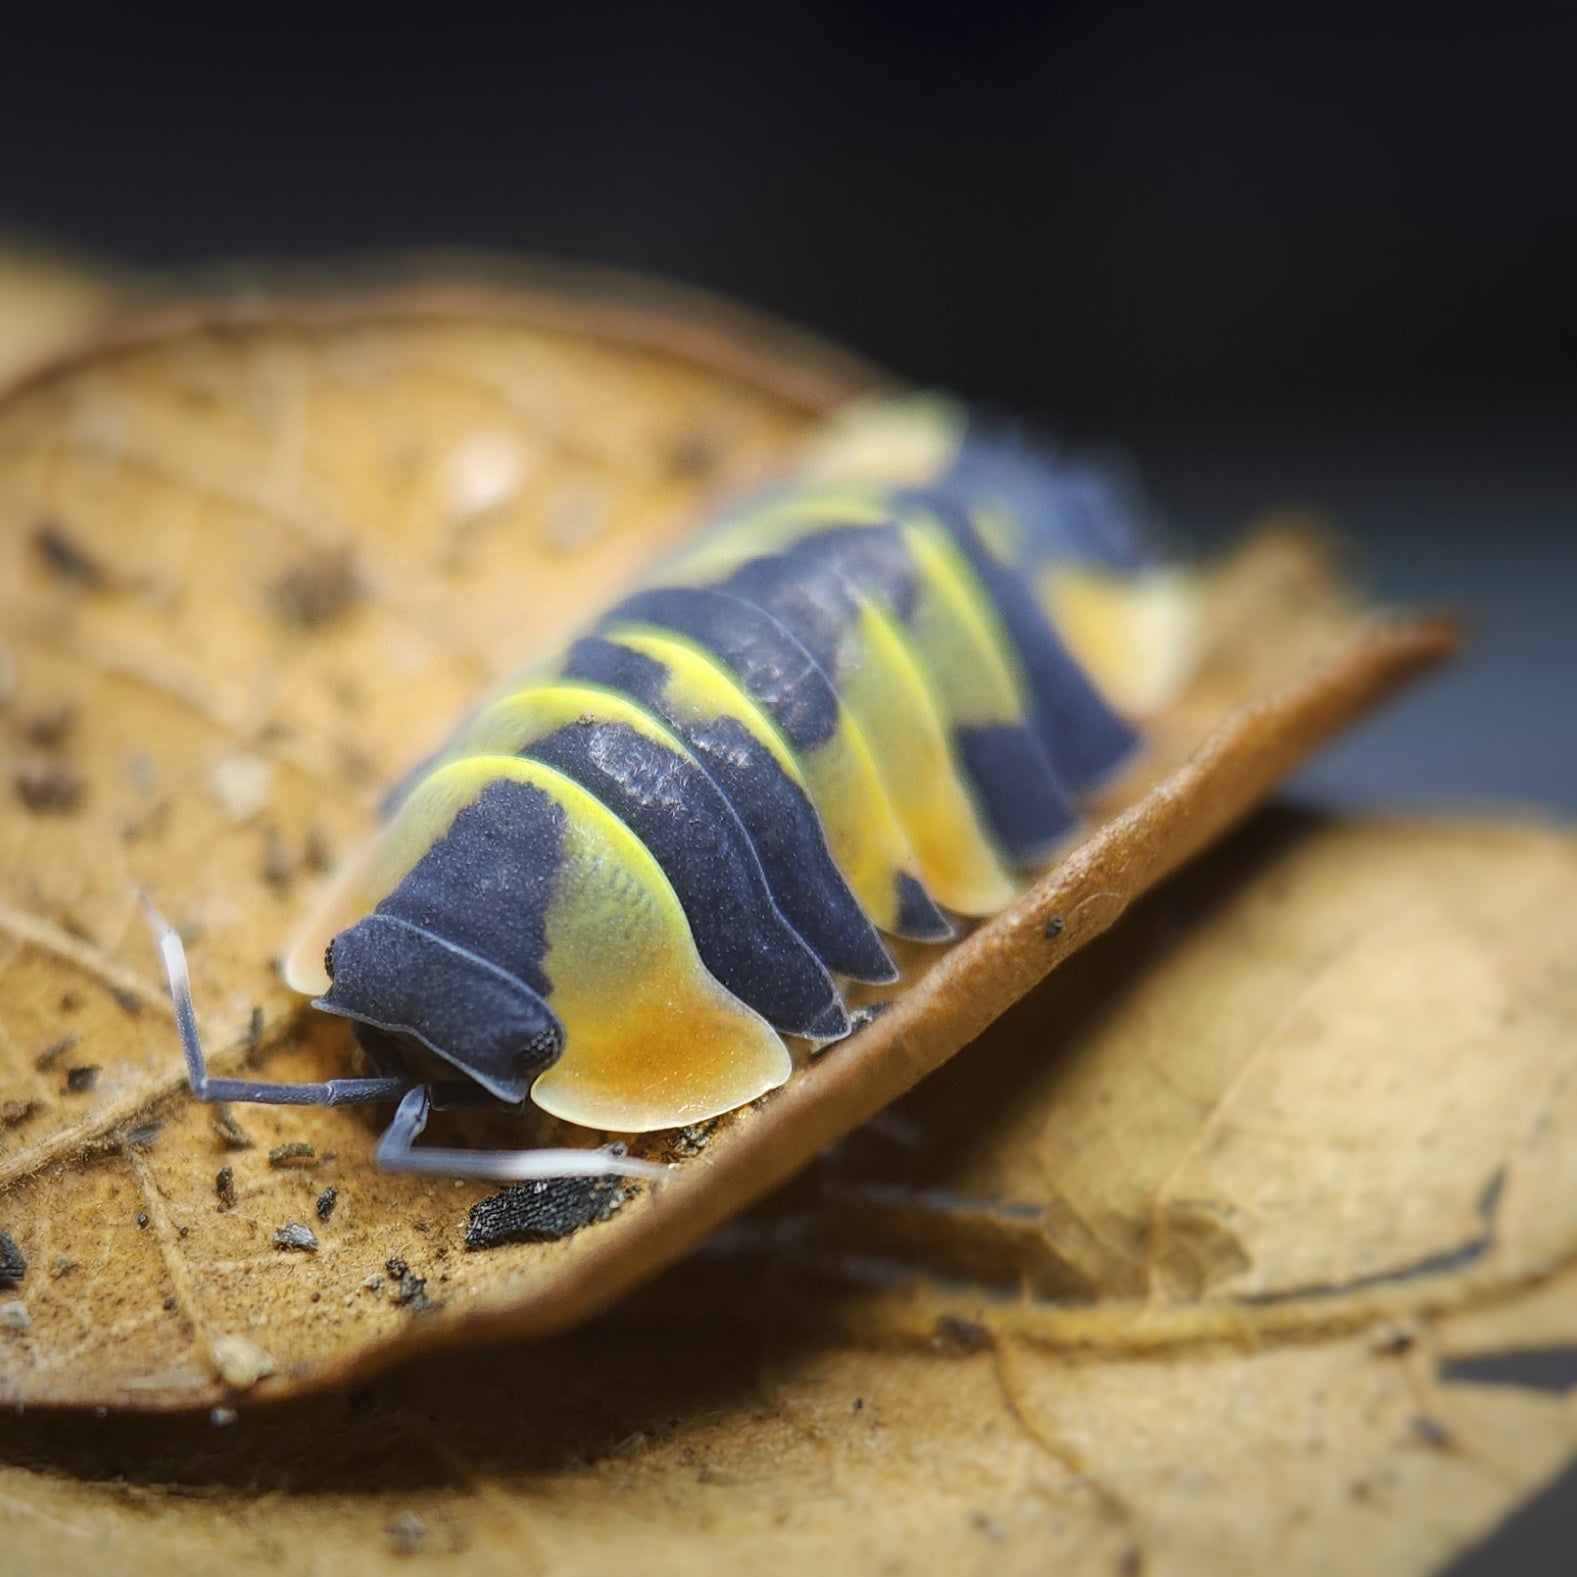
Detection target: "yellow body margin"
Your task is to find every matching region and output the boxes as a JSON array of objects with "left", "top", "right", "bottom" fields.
[{"left": 838, "top": 596, "right": 1018, "bottom": 916}]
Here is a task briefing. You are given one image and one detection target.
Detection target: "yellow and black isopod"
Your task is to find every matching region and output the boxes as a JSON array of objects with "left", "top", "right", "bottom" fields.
[{"left": 144, "top": 394, "right": 1194, "bottom": 1183}]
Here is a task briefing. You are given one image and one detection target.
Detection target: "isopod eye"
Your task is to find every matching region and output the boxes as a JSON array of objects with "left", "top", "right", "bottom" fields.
[{"left": 323, "top": 939, "right": 336, "bottom": 981}]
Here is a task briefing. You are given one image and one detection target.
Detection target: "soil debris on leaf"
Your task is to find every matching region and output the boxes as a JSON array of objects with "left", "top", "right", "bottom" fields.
[
  {"left": 206, "top": 755, "right": 274, "bottom": 825},
  {"left": 32, "top": 520, "right": 115, "bottom": 590},
  {"left": 260, "top": 824, "right": 295, "bottom": 891},
  {"left": 33, "top": 1033, "right": 79, "bottom": 1071},
  {"left": 269, "top": 547, "right": 364, "bottom": 629},
  {"left": 212, "top": 1106, "right": 254, "bottom": 1150},
  {"left": 0, "top": 1230, "right": 24, "bottom": 1287},
  {"left": 274, "top": 1223, "right": 319, "bottom": 1253},
  {"left": 209, "top": 1333, "right": 276, "bottom": 1391},
  {"left": 465, "top": 1176, "right": 632, "bottom": 1249},
  {"left": 384, "top": 1511, "right": 429, "bottom": 1557},
  {"left": 382, "top": 1258, "right": 439, "bottom": 1312},
  {"left": 14, "top": 762, "right": 85, "bottom": 814},
  {"left": 22, "top": 704, "right": 76, "bottom": 747}
]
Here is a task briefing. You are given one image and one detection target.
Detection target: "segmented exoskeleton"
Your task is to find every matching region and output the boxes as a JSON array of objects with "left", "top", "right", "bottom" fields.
[{"left": 147, "top": 394, "right": 1193, "bottom": 1181}]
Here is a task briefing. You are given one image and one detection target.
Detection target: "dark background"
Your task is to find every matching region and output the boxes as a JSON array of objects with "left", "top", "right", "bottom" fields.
[
  {"left": 2, "top": 6, "right": 1573, "bottom": 1562},
  {"left": 3, "top": 4, "right": 1572, "bottom": 818}
]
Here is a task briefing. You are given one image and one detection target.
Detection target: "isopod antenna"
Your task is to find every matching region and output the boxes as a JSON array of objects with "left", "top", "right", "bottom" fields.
[{"left": 140, "top": 892, "right": 410, "bottom": 1108}]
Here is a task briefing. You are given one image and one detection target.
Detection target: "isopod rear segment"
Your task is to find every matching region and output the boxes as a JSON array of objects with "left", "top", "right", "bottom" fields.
[{"left": 149, "top": 395, "right": 1197, "bottom": 1183}]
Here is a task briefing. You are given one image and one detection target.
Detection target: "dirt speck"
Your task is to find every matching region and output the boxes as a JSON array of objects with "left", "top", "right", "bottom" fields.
[
  {"left": 15, "top": 762, "right": 86, "bottom": 814},
  {"left": 34, "top": 1033, "right": 79, "bottom": 1071},
  {"left": 382, "top": 1258, "right": 439, "bottom": 1312},
  {"left": 0, "top": 1230, "right": 25, "bottom": 1287},
  {"left": 932, "top": 1315, "right": 992, "bottom": 1354},
  {"left": 302, "top": 822, "right": 334, "bottom": 872},
  {"left": 23, "top": 705, "right": 77, "bottom": 747},
  {"left": 209, "top": 1332, "right": 276, "bottom": 1390},
  {"left": 1409, "top": 1414, "right": 1454, "bottom": 1450},
  {"left": 664, "top": 425, "right": 729, "bottom": 480},
  {"left": 273, "top": 1222, "right": 319, "bottom": 1253},
  {"left": 260, "top": 823, "right": 295, "bottom": 891},
  {"left": 385, "top": 1510, "right": 429, "bottom": 1557},
  {"left": 269, "top": 548, "right": 363, "bottom": 629},
  {"left": 213, "top": 1105, "right": 254, "bottom": 1150},
  {"left": 466, "top": 1176, "right": 630, "bottom": 1249},
  {"left": 208, "top": 755, "right": 274, "bottom": 825},
  {"left": 33, "top": 521, "right": 115, "bottom": 590}
]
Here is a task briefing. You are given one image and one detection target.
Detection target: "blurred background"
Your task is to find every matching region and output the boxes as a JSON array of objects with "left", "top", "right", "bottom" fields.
[
  {"left": 2, "top": 4, "right": 1572, "bottom": 820},
  {"left": 0, "top": 3, "right": 1571, "bottom": 1567}
]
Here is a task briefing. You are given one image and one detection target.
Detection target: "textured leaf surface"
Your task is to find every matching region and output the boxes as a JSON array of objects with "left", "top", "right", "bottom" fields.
[
  {"left": 2, "top": 810, "right": 1574, "bottom": 1576},
  {"left": 0, "top": 267, "right": 1455, "bottom": 1421}
]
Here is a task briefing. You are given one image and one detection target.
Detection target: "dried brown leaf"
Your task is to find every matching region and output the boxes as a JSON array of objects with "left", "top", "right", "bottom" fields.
[
  {"left": 1, "top": 809, "right": 1573, "bottom": 1577},
  {"left": 0, "top": 266, "right": 1454, "bottom": 1424}
]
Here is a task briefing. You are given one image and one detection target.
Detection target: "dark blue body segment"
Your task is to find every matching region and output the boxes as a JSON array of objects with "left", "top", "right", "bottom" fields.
[
  {"left": 941, "top": 428, "right": 1154, "bottom": 572},
  {"left": 906, "top": 490, "right": 1138, "bottom": 791},
  {"left": 894, "top": 872, "right": 945, "bottom": 938},
  {"left": 788, "top": 525, "right": 921, "bottom": 622},
  {"left": 954, "top": 725, "right": 1076, "bottom": 862},
  {"left": 603, "top": 585, "right": 953, "bottom": 943},
  {"left": 320, "top": 778, "right": 569, "bottom": 1100},
  {"left": 562, "top": 636, "right": 897, "bottom": 984},
  {"left": 766, "top": 525, "right": 1079, "bottom": 865},
  {"left": 522, "top": 718, "right": 849, "bottom": 1041},
  {"left": 608, "top": 586, "right": 841, "bottom": 754},
  {"left": 716, "top": 540, "right": 864, "bottom": 683}
]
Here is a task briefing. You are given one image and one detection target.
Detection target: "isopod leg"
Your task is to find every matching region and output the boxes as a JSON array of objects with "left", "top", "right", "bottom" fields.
[
  {"left": 374, "top": 1086, "right": 670, "bottom": 1182},
  {"left": 139, "top": 892, "right": 410, "bottom": 1108}
]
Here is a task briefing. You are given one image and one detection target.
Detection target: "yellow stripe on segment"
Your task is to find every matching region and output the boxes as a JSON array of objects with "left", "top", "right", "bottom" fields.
[
  {"left": 660, "top": 482, "right": 891, "bottom": 584},
  {"left": 838, "top": 595, "right": 1018, "bottom": 917},
  {"left": 1039, "top": 563, "right": 1201, "bottom": 716},
  {"left": 447, "top": 679, "right": 690, "bottom": 763},
  {"left": 898, "top": 513, "right": 1028, "bottom": 730}
]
